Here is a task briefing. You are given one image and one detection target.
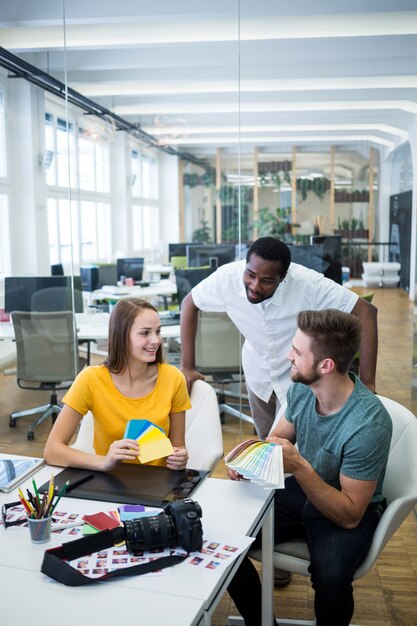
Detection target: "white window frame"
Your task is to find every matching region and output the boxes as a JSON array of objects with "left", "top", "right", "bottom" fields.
[
  {"left": 130, "top": 143, "right": 160, "bottom": 256},
  {"left": 45, "top": 99, "right": 112, "bottom": 267}
]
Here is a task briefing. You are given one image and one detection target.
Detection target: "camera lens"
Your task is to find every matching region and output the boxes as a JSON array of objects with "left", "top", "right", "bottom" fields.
[{"left": 124, "top": 514, "right": 176, "bottom": 554}]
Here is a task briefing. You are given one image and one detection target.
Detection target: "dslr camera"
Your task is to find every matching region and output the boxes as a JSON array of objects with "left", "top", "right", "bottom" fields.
[{"left": 123, "top": 498, "right": 203, "bottom": 554}]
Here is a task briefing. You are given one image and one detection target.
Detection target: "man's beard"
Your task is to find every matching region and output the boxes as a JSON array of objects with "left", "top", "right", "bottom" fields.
[{"left": 290, "top": 364, "right": 321, "bottom": 386}]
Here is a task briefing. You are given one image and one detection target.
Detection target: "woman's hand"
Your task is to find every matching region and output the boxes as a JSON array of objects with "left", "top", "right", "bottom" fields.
[
  {"left": 166, "top": 447, "right": 188, "bottom": 470},
  {"left": 99, "top": 438, "right": 139, "bottom": 471}
]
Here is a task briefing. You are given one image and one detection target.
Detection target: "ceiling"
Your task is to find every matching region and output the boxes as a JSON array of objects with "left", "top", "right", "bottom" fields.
[{"left": 1, "top": 0, "right": 417, "bottom": 171}]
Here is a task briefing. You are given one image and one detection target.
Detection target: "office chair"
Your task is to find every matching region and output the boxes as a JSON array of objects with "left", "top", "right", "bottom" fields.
[
  {"left": 195, "top": 311, "right": 252, "bottom": 426},
  {"left": 30, "top": 285, "right": 93, "bottom": 360},
  {"left": 9, "top": 311, "right": 86, "bottom": 440},
  {"left": 165, "top": 267, "right": 217, "bottom": 365},
  {"left": 71, "top": 380, "right": 224, "bottom": 473},
  {"left": 239, "top": 395, "right": 417, "bottom": 626}
]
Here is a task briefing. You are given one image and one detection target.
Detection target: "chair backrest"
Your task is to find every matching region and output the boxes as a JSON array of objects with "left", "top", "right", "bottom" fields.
[
  {"left": 185, "top": 379, "right": 224, "bottom": 471},
  {"left": 353, "top": 395, "right": 417, "bottom": 578},
  {"left": 12, "top": 310, "right": 80, "bottom": 383},
  {"left": 195, "top": 311, "right": 243, "bottom": 375},
  {"left": 31, "top": 287, "right": 83, "bottom": 313},
  {"left": 71, "top": 380, "right": 224, "bottom": 472},
  {"left": 377, "top": 396, "right": 417, "bottom": 503}
]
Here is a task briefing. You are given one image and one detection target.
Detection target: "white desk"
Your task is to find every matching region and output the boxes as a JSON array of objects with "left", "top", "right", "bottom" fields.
[
  {"left": 0, "top": 457, "right": 274, "bottom": 626},
  {"left": 0, "top": 565, "right": 204, "bottom": 626}
]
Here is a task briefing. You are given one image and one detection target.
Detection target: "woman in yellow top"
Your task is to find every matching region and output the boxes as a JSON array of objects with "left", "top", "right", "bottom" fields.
[{"left": 44, "top": 298, "right": 191, "bottom": 471}]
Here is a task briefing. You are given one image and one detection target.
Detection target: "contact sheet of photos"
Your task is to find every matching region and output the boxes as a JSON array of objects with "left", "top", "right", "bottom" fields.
[
  {"left": 2, "top": 503, "right": 255, "bottom": 579},
  {"left": 69, "top": 534, "right": 255, "bottom": 578}
]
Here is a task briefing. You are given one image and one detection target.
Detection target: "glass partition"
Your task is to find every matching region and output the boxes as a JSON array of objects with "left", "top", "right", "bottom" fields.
[{"left": 0, "top": 2, "right": 391, "bottom": 446}]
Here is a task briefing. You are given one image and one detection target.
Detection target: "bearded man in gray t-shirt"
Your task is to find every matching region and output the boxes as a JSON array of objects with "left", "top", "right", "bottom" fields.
[{"left": 227, "top": 308, "right": 392, "bottom": 626}]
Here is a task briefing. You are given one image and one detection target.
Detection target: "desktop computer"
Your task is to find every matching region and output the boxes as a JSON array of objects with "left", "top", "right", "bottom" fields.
[{"left": 80, "top": 266, "right": 100, "bottom": 292}]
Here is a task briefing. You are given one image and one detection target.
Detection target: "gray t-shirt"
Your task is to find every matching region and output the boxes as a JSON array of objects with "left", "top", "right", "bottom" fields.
[{"left": 286, "top": 374, "right": 392, "bottom": 508}]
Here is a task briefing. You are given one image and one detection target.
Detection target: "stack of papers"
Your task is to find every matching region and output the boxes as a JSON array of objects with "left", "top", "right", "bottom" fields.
[
  {"left": 224, "top": 439, "right": 285, "bottom": 489},
  {"left": 124, "top": 419, "right": 174, "bottom": 463}
]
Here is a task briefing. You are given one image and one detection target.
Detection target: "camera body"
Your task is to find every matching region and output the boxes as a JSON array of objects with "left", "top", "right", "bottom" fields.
[{"left": 124, "top": 498, "right": 203, "bottom": 555}]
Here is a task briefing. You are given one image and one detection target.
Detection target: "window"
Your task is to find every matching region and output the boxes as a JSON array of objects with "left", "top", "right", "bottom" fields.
[
  {"left": 45, "top": 108, "right": 112, "bottom": 265},
  {"left": 47, "top": 198, "right": 111, "bottom": 266},
  {"left": 130, "top": 148, "right": 160, "bottom": 254},
  {"left": 80, "top": 200, "right": 111, "bottom": 262},
  {"left": 47, "top": 198, "right": 79, "bottom": 266},
  {"left": 132, "top": 204, "right": 159, "bottom": 251}
]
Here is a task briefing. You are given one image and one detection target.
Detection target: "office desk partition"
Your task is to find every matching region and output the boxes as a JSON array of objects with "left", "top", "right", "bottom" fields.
[{"left": 0, "top": 456, "right": 274, "bottom": 626}]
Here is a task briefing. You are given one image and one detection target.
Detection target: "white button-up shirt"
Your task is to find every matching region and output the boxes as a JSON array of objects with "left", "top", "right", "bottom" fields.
[{"left": 191, "top": 260, "right": 358, "bottom": 404}]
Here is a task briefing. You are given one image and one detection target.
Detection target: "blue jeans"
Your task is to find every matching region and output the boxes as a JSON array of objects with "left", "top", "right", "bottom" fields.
[{"left": 228, "top": 476, "right": 380, "bottom": 626}]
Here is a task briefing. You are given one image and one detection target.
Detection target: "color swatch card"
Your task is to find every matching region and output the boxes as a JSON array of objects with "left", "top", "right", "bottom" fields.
[
  {"left": 124, "top": 419, "right": 174, "bottom": 463},
  {"left": 224, "top": 439, "right": 285, "bottom": 489}
]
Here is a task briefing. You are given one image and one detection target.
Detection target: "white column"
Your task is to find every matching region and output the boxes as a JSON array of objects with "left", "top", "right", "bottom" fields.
[
  {"left": 109, "top": 131, "right": 130, "bottom": 259},
  {"left": 8, "top": 80, "right": 48, "bottom": 275}
]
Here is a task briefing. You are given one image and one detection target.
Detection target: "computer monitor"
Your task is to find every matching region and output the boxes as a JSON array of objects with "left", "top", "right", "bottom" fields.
[
  {"left": 168, "top": 243, "right": 195, "bottom": 261},
  {"left": 310, "top": 234, "right": 343, "bottom": 284},
  {"left": 97, "top": 263, "right": 118, "bottom": 288},
  {"left": 175, "top": 267, "right": 216, "bottom": 307},
  {"left": 289, "top": 244, "right": 326, "bottom": 274},
  {"left": 186, "top": 244, "right": 236, "bottom": 269},
  {"left": 4, "top": 276, "right": 83, "bottom": 313},
  {"left": 116, "top": 258, "right": 144, "bottom": 283},
  {"left": 289, "top": 240, "right": 342, "bottom": 285}
]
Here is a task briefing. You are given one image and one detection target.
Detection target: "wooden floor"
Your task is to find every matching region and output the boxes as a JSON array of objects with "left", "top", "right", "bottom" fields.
[{"left": 1, "top": 286, "right": 416, "bottom": 625}]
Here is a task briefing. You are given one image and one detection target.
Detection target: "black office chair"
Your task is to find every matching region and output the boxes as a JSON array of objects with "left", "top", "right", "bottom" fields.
[
  {"left": 9, "top": 311, "right": 86, "bottom": 440},
  {"left": 174, "top": 267, "right": 216, "bottom": 308}
]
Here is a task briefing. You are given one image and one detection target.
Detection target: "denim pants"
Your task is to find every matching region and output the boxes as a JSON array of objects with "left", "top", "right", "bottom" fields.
[{"left": 227, "top": 476, "right": 380, "bottom": 626}]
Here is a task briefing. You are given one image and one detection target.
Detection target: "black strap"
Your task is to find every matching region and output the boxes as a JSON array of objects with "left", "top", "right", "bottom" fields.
[{"left": 41, "top": 527, "right": 186, "bottom": 586}]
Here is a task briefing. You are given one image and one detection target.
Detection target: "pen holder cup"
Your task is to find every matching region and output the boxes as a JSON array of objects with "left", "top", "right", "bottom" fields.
[{"left": 27, "top": 515, "right": 52, "bottom": 544}]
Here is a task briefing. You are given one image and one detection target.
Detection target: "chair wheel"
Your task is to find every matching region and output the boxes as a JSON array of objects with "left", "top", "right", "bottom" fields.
[
  {"left": 27, "top": 431, "right": 35, "bottom": 441},
  {"left": 9, "top": 416, "right": 16, "bottom": 428}
]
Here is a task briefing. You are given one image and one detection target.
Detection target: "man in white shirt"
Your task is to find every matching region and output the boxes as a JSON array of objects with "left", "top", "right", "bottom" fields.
[{"left": 180, "top": 237, "right": 377, "bottom": 440}]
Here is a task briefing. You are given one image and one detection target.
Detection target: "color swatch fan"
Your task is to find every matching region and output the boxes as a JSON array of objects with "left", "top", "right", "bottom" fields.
[
  {"left": 124, "top": 420, "right": 173, "bottom": 463},
  {"left": 225, "top": 439, "right": 285, "bottom": 489}
]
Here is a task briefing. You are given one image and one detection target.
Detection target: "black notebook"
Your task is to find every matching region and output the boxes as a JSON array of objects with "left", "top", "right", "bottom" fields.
[{"left": 37, "top": 465, "right": 208, "bottom": 506}]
